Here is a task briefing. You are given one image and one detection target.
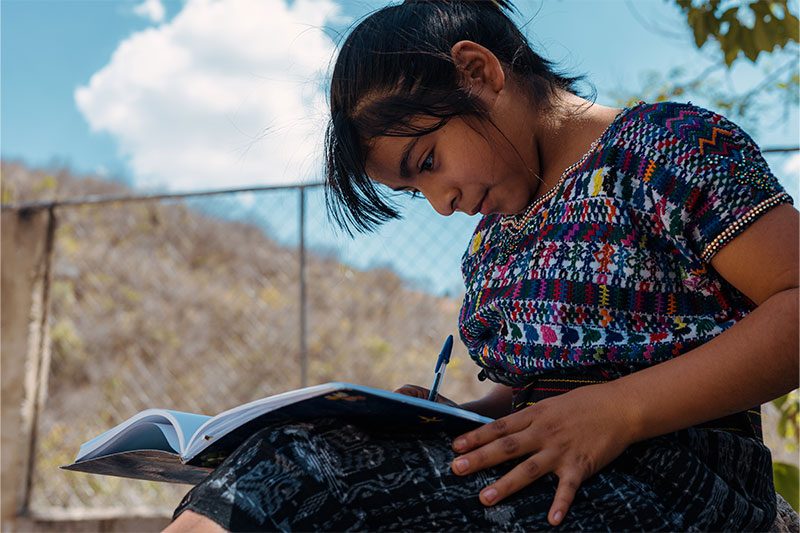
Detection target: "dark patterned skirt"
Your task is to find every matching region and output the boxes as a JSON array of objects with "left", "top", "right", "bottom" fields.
[{"left": 173, "top": 416, "right": 778, "bottom": 532}]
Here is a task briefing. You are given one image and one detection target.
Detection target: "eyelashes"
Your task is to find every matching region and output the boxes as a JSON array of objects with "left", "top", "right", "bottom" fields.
[
  {"left": 407, "top": 149, "right": 434, "bottom": 197},
  {"left": 420, "top": 150, "right": 434, "bottom": 173},
  {"left": 396, "top": 187, "right": 422, "bottom": 199},
  {"left": 399, "top": 188, "right": 422, "bottom": 198},
  {"left": 392, "top": 148, "right": 435, "bottom": 198}
]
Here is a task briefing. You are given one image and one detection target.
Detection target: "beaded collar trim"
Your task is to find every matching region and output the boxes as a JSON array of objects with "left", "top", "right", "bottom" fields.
[{"left": 497, "top": 103, "right": 638, "bottom": 252}]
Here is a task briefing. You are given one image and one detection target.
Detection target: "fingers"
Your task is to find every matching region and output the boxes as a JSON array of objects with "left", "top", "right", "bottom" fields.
[
  {"left": 394, "top": 384, "right": 429, "bottom": 399},
  {"left": 548, "top": 470, "right": 582, "bottom": 526},
  {"left": 451, "top": 424, "right": 536, "bottom": 477},
  {"left": 472, "top": 449, "right": 557, "bottom": 506},
  {"left": 452, "top": 413, "right": 530, "bottom": 454},
  {"left": 395, "top": 385, "right": 459, "bottom": 406},
  {"left": 464, "top": 447, "right": 583, "bottom": 523}
]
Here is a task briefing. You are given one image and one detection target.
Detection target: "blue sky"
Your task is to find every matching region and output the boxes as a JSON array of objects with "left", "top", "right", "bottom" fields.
[
  {"left": 3, "top": 0, "right": 798, "bottom": 180},
  {"left": 3, "top": 0, "right": 799, "bottom": 294}
]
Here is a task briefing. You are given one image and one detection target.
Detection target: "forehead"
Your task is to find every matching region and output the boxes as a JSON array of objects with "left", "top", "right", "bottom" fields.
[
  {"left": 363, "top": 115, "right": 443, "bottom": 184},
  {"left": 364, "top": 135, "right": 414, "bottom": 185}
]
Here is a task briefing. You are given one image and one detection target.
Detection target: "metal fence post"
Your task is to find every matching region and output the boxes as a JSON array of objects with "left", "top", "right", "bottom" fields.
[{"left": 299, "top": 186, "right": 307, "bottom": 388}]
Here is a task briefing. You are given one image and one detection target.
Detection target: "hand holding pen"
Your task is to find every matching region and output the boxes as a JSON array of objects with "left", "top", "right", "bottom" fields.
[{"left": 393, "top": 334, "right": 458, "bottom": 407}]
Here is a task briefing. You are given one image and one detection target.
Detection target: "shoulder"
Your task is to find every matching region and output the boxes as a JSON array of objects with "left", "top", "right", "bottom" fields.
[
  {"left": 622, "top": 100, "right": 763, "bottom": 164},
  {"left": 626, "top": 100, "right": 728, "bottom": 133},
  {"left": 619, "top": 101, "right": 793, "bottom": 264}
]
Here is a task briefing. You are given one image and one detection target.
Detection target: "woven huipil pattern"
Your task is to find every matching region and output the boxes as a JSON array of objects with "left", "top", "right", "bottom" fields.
[{"left": 458, "top": 101, "right": 794, "bottom": 384}]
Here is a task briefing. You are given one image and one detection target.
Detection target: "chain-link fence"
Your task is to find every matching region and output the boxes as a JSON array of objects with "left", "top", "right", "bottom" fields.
[
  {"left": 2, "top": 155, "right": 798, "bottom": 524},
  {"left": 1, "top": 162, "right": 495, "bottom": 521}
]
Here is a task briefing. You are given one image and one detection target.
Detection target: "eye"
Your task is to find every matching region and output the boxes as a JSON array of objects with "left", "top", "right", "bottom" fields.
[{"left": 420, "top": 150, "right": 435, "bottom": 173}]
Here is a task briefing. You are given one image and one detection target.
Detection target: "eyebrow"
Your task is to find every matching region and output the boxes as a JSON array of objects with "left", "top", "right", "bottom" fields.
[{"left": 399, "top": 137, "right": 420, "bottom": 179}]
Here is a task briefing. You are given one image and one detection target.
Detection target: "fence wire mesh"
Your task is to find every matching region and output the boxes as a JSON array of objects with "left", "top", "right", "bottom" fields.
[
  {"left": 3, "top": 159, "right": 795, "bottom": 521},
  {"left": 11, "top": 167, "right": 493, "bottom": 517}
]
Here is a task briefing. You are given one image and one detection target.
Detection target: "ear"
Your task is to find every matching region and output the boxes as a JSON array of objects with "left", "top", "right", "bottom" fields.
[{"left": 450, "top": 40, "right": 505, "bottom": 97}]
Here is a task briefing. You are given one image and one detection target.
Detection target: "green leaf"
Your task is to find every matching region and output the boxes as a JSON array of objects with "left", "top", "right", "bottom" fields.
[
  {"left": 741, "top": 30, "right": 760, "bottom": 61},
  {"left": 690, "top": 8, "right": 710, "bottom": 48},
  {"left": 720, "top": 6, "right": 741, "bottom": 26},
  {"left": 750, "top": 1, "right": 772, "bottom": 19},
  {"left": 785, "top": 12, "right": 799, "bottom": 41},
  {"left": 704, "top": 7, "right": 721, "bottom": 35},
  {"left": 773, "top": 462, "right": 799, "bottom": 512},
  {"left": 751, "top": 18, "right": 774, "bottom": 53},
  {"left": 721, "top": 24, "right": 741, "bottom": 66}
]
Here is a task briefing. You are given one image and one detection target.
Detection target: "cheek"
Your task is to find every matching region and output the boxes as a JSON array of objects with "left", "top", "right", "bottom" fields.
[{"left": 455, "top": 145, "right": 501, "bottom": 183}]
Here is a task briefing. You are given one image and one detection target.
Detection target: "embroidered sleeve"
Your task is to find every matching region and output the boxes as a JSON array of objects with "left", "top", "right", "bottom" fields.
[{"left": 644, "top": 103, "right": 794, "bottom": 263}]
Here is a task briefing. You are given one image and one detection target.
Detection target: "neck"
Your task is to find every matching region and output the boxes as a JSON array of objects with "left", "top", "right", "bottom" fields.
[{"left": 529, "top": 91, "right": 621, "bottom": 196}]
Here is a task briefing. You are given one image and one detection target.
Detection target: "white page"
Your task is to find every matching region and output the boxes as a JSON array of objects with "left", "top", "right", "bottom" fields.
[
  {"left": 166, "top": 411, "right": 212, "bottom": 452},
  {"left": 79, "top": 422, "right": 175, "bottom": 460},
  {"left": 154, "top": 423, "right": 181, "bottom": 452},
  {"left": 76, "top": 409, "right": 212, "bottom": 462},
  {"left": 184, "top": 383, "right": 341, "bottom": 457}
]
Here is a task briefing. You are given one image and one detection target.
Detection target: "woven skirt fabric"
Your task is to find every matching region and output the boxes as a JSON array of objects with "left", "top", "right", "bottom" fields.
[{"left": 172, "top": 417, "right": 777, "bottom": 532}]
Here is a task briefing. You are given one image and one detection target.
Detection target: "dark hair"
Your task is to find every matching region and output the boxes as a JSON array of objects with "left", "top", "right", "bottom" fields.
[{"left": 324, "top": 0, "right": 595, "bottom": 235}]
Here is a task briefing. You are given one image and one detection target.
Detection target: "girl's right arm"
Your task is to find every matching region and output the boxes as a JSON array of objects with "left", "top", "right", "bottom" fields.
[{"left": 394, "top": 383, "right": 513, "bottom": 419}]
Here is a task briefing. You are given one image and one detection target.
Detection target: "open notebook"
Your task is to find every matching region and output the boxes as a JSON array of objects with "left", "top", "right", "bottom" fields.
[{"left": 63, "top": 382, "right": 493, "bottom": 485}]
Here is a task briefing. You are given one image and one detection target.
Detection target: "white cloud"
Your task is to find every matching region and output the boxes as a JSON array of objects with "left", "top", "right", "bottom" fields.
[
  {"left": 76, "top": 0, "right": 343, "bottom": 191},
  {"left": 133, "top": 0, "right": 166, "bottom": 24}
]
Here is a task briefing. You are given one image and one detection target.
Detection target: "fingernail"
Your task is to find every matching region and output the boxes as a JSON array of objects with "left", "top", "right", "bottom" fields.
[
  {"left": 482, "top": 487, "right": 497, "bottom": 503},
  {"left": 453, "top": 438, "right": 466, "bottom": 450},
  {"left": 553, "top": 510, "right": 563, "bottom": 523},
  {"left": 454, "top": 458, "right": 469, "bottom": 473}
]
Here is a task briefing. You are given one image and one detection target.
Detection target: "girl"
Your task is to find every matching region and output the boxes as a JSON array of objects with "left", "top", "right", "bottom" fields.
[{"left": 168, "top": 0, "right": 798, "bottom": 530}]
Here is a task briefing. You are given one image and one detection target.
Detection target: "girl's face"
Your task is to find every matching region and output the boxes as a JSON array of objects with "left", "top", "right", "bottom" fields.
[{"left": 364, "top": 115, "right": 538, "bottom": 217}]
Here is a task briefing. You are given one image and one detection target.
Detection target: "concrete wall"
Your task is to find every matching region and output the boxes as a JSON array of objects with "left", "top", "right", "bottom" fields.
[
  {"left": 2, "top": 208, "right": 53, "bottom": 531},
  {"left": 15, "top": 515, "right": 171, "bottom": 532}
]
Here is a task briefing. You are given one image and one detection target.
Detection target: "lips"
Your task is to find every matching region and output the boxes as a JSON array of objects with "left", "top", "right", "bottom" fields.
[{"left": 470, "top": 191, "right": 487, "bottom": 216}]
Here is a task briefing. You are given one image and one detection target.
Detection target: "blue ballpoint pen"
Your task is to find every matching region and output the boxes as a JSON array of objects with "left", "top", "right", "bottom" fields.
[{"left": 427, "top": 335, "right": 454, "bottom": 402}]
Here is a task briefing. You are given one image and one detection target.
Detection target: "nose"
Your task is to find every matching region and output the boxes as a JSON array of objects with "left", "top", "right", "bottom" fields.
[{"left": 422, "top": 184, "right": 458, "bottom": 217}]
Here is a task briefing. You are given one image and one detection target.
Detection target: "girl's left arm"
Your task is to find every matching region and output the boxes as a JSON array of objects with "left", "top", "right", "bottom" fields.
[
  {"left": 615, "top": 202, "right": 798, "bottom": 443},
  {"left": 449, "top": 203, "right": 798, "bottom": 526}
]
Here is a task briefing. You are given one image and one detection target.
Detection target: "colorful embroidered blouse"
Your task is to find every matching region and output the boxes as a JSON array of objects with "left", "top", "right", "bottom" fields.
[{"left": 458, "top": 101, "right": 794, "bottom": 386}]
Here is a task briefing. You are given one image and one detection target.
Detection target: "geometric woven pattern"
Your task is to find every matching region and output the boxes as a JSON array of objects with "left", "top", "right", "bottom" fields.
[{"left": 459, "top": 101, "right": 794, "bottom": 382}]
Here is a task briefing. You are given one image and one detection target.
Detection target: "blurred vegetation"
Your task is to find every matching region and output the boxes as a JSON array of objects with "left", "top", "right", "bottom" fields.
[
  {"left": 773, "top": 391, "right": 800, "bottom": 510},
  {"left": 677, "top": 0, "right": 798, "bottom": 66},
  {"left": 615, "top": 0, "right": 798, "bottom": 130}
]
